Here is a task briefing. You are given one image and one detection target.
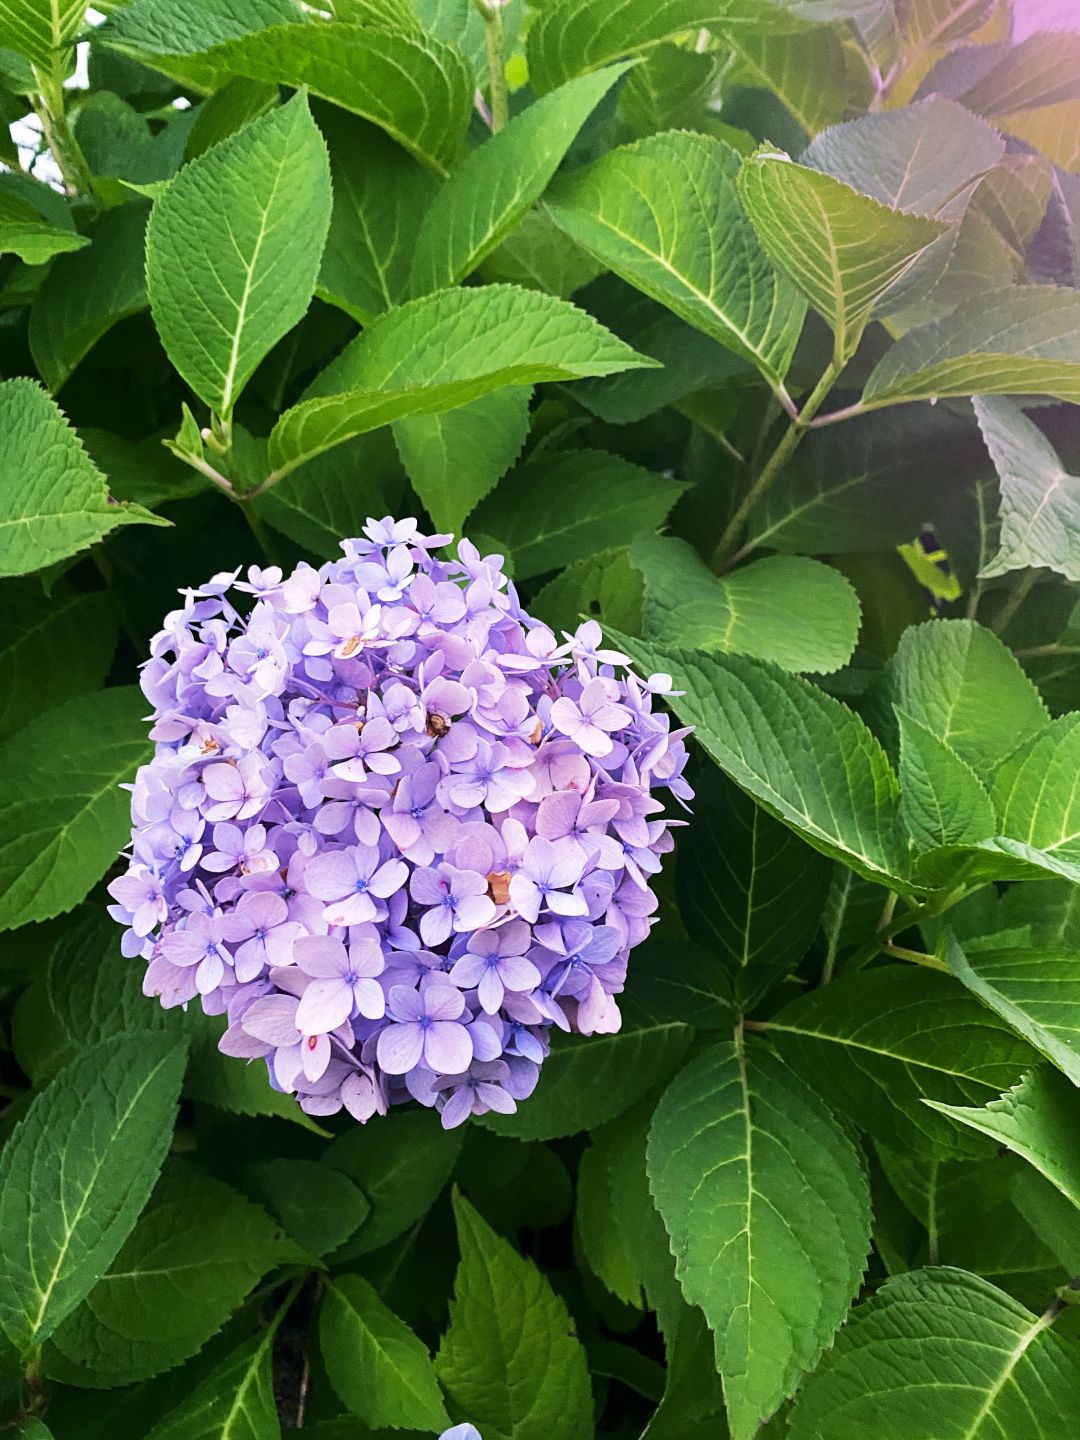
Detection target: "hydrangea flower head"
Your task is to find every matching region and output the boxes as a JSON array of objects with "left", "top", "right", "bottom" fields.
[{"left": 108, "top": 520, "right": 692, "bottom": 1128}]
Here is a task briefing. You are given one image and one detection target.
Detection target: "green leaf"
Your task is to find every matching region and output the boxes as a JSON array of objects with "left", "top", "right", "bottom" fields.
[
  {"left": 393, "top": 386, "right": 532, "bottom": 536},
  {"left": 45, "top": 1164, "right": 301, "bottom": 1385},
  {"left": 480, "top": 1012, "right": 693, "bottom": 1142},
  {"left": 0, "top": 688, "right": 153, "bottom": 930},
  {"left": 897, "top": 710, "right": 997, "bottom": 851},
  {"left": 944, "top": 30, "right": 1080, "bottom": 119},
  {"left": 143, "top": 1328, "right": 281, "bottom": 1440},
  {"left": 630, "top": 535, "right": 861, "bottom": 674},
  {"left": 103, "top": 0, "right": 302, "bottom": 71},
  {"left": 436, "top": 1191, "right": 594, "bottom": 1440},
  {"left": 268, "top": 285, "right": 654, "bottom": 477},
  {"left": 801, "top": 97, "right": 1005, "bottom": 218},
  {"left": 575, "top": 1129, "right": 645, "bottom": 1307},
  {"left": 929, "top": 1066, "right": 1080, "bottom": 1213},
  {"left": 786, "top": 1267, "right": 1080, "bottom": 1439},
  {"left": 409, "top": 63, "right": 631, "bottom": 296},
  {"left": 0, "top": 1034, "right": 186, "bottom": 1356},
  {"left": 325, "top": 1108, "right": 463, "bottom": 1258},
  {"left": 146, "top": 93, "right": 332, "bottom": 418},
  {"left": 316, "top": 108, "right": 439, "bottom": 323},
  {"left": 887, "top": 619, "right": 1049, "bottom": 772},
  {"left": 547, "top": 131, "right": 806, "bottom": 387},
  {"left": 243, "top": 1159, "right": 369, "bottom": 1258},
  {"left": 647, "top": 1041, "right": 871, "bottom": 1440},
  {"left": 863, "top": 286, "right": 1080, "bottom": 408},
  {"left": 630, "top": 937, "right": 735, "bottom": 1030},
  {"left": 612, "top": 635, "right": 911, "bottom": 889},
  {"left": 29, "top": 204, "right": 150, "bottom": 395},
  {"left": 744, "top": 406, "right": 984, "bottom": 554},
  {"left": 130, "top": 20, "right": 476, "bottom": 175},
  {"left": 255, "top": 430, "right": 408, "bottom": 560},
  {"left": 320, "top": 1275, "right": 450, "bottom": 1432},
  {"left": 974, "top": 394, "right": 1080, "bottom": 582},
  {"left": 0, "top": 191, "right": 88, "bottom": 264},
  {"left": 945, "top": 933, "right": 1080, "bottom": 1088},
  {"left": 769, "top": 966, "right": 1038, "bottom": 1157},
  {"left": 0, "top": 582, "right": 117, "bottom": 734},
  {"left": 471, "top": 448, "right": 685, "bottom": 581},
  {"left": 183, "top": 1036, "right": 329, "bottom": 1134},
  {"left": 529, "top": 546, "right": 643, "bottom": 638},
  {"left": 676, "top": 766, "right": 831, "bottom": 1011},
  {"left": 0, "top": 381, "right": 167, "bottom": 579},
  {"left": 728, "top": 19, "right": 871, "bottom": 136},
  {"left": 0, "top": 0, "right": 85, "bottom": 69},
  {"left": 738, "top": 147, "right": 949, "bottom": 359}
]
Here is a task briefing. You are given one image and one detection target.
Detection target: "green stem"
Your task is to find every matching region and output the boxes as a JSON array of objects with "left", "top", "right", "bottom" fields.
[
  {"left": 882, "top": 942, "right": 949, "bottom": 972},
  {"left": 843, "top": 887, "right": 968, "bottom": 975},
  {"left": 243, "top": 504, "right": 282, "bottom": 568},
  {"left": 33, "top": 65, "right": 96, "bottom": 202},
  {"left": 991, "top": 567, "right": 1038, "bottom": 637},
  {"left": 475, "top": 0, "right": 509, "bottom": 132},
  {"left": 711, "top": 357, "right": 844, "bottom": 568}
]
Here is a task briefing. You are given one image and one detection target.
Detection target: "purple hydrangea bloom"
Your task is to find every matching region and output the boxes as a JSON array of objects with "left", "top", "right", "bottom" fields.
[{"left": 108, "top": 519, "right": 691, "bottom": 1128}]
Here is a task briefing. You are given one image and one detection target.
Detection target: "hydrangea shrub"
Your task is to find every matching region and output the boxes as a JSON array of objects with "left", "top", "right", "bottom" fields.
[{"left": 2, "top": 1, "right": 1080, "bottom": 1437}]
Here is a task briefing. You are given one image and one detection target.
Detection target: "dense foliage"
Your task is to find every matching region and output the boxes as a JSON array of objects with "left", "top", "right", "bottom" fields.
[{"left": 3, "top": 0, "right": 1080, "bottom": 1437}]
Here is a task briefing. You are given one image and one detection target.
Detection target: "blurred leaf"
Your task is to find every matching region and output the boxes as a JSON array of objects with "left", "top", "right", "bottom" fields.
[
  {"left": 0, "top": 0, "right": 85, "bottom": 69},
  {"left": 244, "top": 1159, "right": 369, "bottom": 1257},
  {"left": 0, "top": 582, "right": 117, "bottom": 735}
]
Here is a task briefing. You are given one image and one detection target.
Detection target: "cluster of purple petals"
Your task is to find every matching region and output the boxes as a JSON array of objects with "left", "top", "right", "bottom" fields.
[{"left": 108, "top": 519, "right": 691, "bottom": 1129}]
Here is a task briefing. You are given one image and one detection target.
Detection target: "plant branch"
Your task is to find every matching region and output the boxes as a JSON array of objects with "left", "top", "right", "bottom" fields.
[
  {"left": 475, "top": 0, "right": 509, "bottom": 132},
  {"left": 712, "top": 357, "right": 844, "bottom": 568},
  {"left": 32, "top": 64, "right": 96, "bottom": 202},
  {"left": 991, "top": 567, "right": 1038, "bottom": 636}
]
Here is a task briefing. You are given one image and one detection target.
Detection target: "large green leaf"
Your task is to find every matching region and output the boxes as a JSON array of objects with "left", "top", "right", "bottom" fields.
[
  {"left": 863, "top": 286, "right": 1080, "bottom": 408},
  {"left": 647, "top": 1041, "right": 871, "bottom": 1440},
  {"left": 481, "top": 1011, "right": 693, "bottom": 1142},
  {"left": 769, "top": 966, "right": 1038, "bottom": 1157},
  {"left": 0, "top": 688, "right": 152, "bottom": 930},
  {"left": 676, "top": 767, "right": 832, "bottom": 1011},
  {"left": 393, "top": 387, "right": 532, "bottom": 537},
  {"left": 0, "top": 192, "right": 87, "bottom": 265},
  {"left": 146, "top": 93, "right": 331, "bottom": 418},
  {"left": 801, "top": 97, "right": 1005, "bottom": 219},
  {"left": 267, "top": 284, "right": 653, "bottom": 478},
  {"left": 28, "top": 205, "right": 150, "bottom": 395},
  {"left": 526, "top": 0, "right": 859, "bottom": 94},
  {"left": 409, "top": 64, "right": 630, "bottom": 296},
  {"left": 738, "top": 147, "right": 949, "bottom": 359},
  {"left": 0, "top": 1034, "right": 186, "bottom": 1356},
  {"left": 316, "top": 108, "right": 439, "bottom": 322},
  {"left": 727, "top": 19, "right": 870, "bottom": 135},
  {"left": 929, "top": 1066, "right": 1080, "bottom": 1212},
  {"left": 630, "top": 534, "right": 861, "bottom": 674},
  {"left": 744, "top": 406, "right": 983, "bottom": 554},
  {"left": 143, "top": 1328, "right": 281, "bottom": 1440},
  {"left": 45, "top": 1165, "right": 300, "bottom": 1385},
  {"left": 547, "top": 131, "right": 806, "bottom": 387},
  {"left": 787, "top": 1267, "right": 1080, "bottom": 1439},
  {"left": 946, "top": 934, "right": 1080, "bottom": 1088},
  {"left": 121, "top": 19, "right": 476, "bottom": 174},
  {"left": 613, "top": 635, "right": 911, "bottom": 890},
  {"left": 0, "top": 583, "right": 117, "bottom": 735},
  {"left": 0, "top": 0, "right": 86, "bottom": 68},
  {"left": 471, "top": 448, "right": 685, "bottom": 581},
  {"left": 103, "top": 0, "right": 302, "bottom": 70},
  {"left": 887, "top": 619, "right": 1049, "bottom": 771},
  {"left": 321, "top": 1275, "right": 450, "bottom": 1432},
  {"left": 974, "top": 394, "right": 1080, "bottom": 582},
  {"left": 435, "top": 1191, "right": 594, "bottom": 1440}
]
